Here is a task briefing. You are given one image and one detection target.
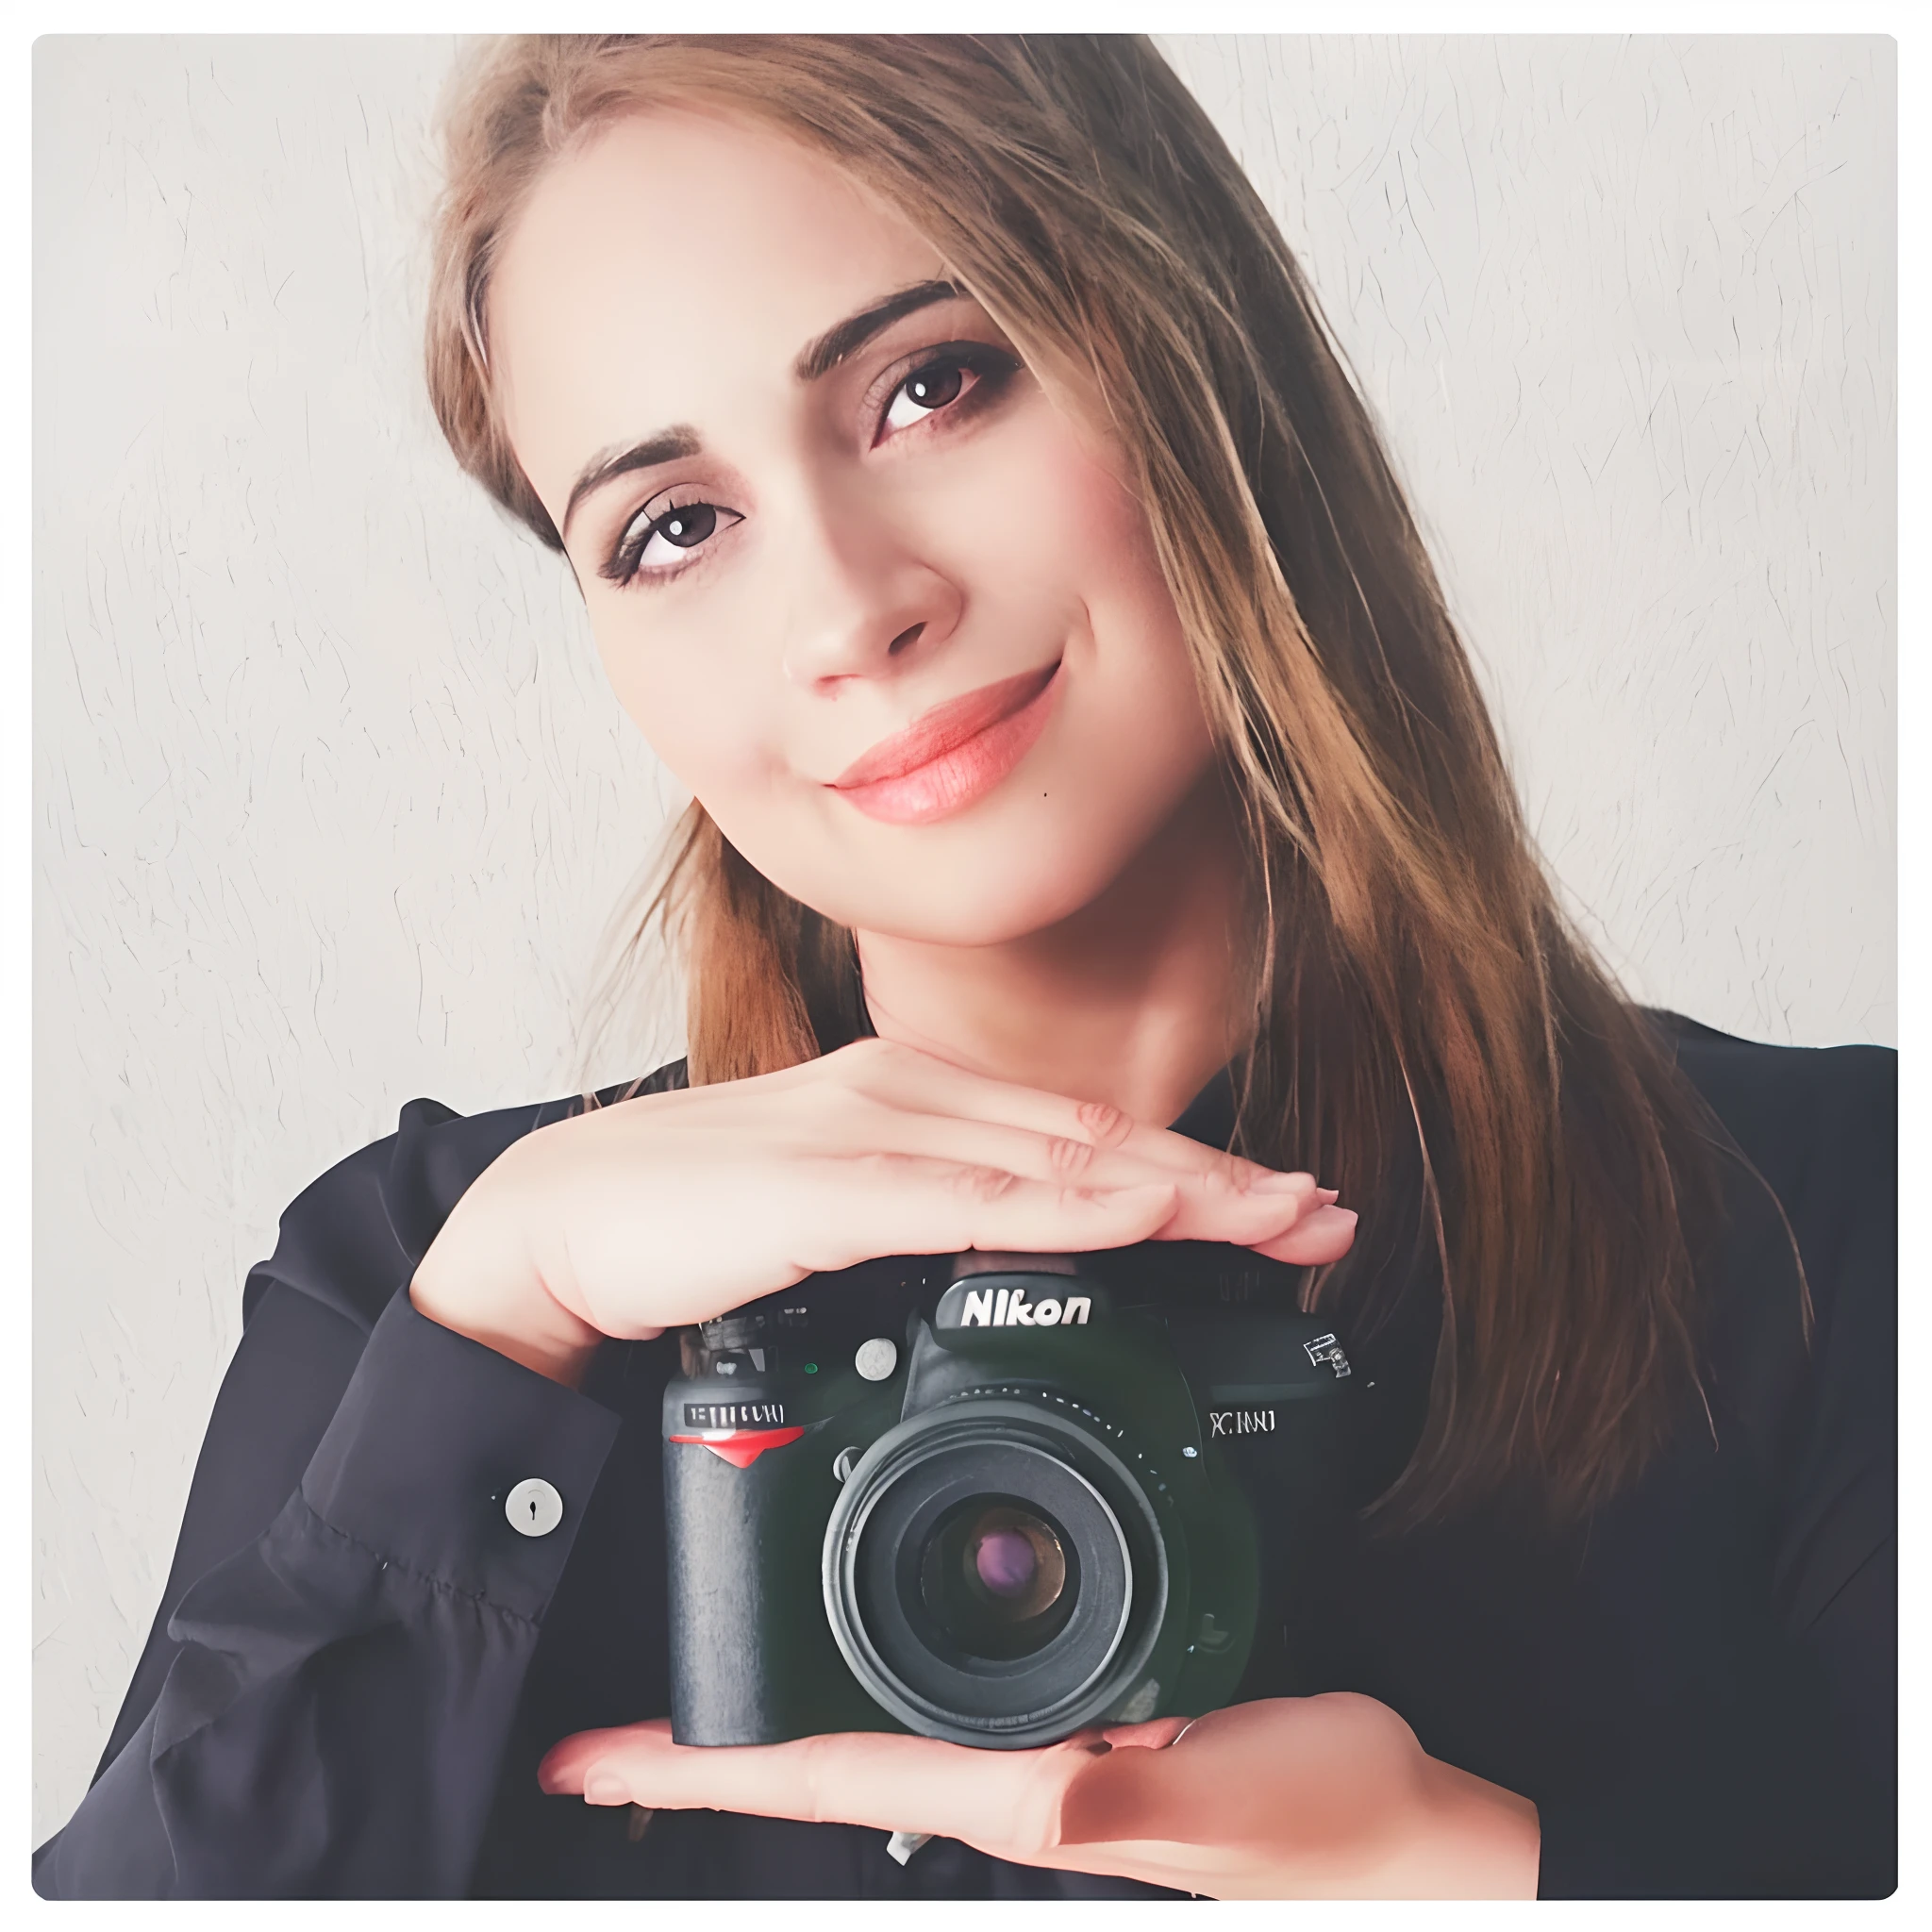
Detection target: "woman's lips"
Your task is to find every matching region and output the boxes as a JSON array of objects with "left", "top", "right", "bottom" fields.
[{"left": 829, "top": 662, "right": 1062, "bottom": 825}]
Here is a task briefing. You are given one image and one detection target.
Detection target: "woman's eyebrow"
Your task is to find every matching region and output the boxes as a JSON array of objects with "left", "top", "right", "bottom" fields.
[
  {"left": 559, "top": 280, "right": 963, "bottom": 543},
  {"left": 792, "top": 277, "right": 963, "bottom": 382},
  {"left": 561, "top": 425, "right": 702, "bottom": 542}
]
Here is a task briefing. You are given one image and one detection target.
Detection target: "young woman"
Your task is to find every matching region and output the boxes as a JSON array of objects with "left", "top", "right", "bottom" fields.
[{"left": 34, "top": 34, "right": 1893, "bottom": 1899}]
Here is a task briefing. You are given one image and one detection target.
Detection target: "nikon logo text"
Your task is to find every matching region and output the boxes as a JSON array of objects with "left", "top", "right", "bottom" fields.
[
  {"left": 958, "top": 1287, "right": 1091, "bottom": 1328},
  {"left": 1208, "top": 1408, "right": 1277, "bottom": 1437}
]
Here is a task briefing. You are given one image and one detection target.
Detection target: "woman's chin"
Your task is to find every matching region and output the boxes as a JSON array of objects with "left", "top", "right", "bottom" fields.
[
  {"left": 723, "top": 774, "right": 1218, "bottom": 950},
  {"left": 814, "top": 860, "right": 1130, "bottom": 950}
]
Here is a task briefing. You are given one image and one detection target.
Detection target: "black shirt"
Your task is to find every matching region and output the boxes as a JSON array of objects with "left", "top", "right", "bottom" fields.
[{"left": 32, "top": 1014, "right": 1896, "bottom": 1898}]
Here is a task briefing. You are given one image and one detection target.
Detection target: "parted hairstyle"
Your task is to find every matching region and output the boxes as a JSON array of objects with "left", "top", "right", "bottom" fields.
[{"left": 423, "top": 33, "right": 1740, "bottom": 1528}]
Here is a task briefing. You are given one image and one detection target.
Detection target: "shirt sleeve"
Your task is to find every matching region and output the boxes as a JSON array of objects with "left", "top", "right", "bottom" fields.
[{"left": 32, "top": 1280, "right": 624, "bottom": 1898}]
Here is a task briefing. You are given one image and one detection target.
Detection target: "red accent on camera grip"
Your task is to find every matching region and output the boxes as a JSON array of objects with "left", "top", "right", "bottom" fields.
[{"left": 667, "top": 1425, "right": 807, "bottom": 1469}]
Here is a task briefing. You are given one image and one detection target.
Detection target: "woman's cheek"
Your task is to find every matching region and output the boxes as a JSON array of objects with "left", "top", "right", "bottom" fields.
[
  {"left": 1042, "top": 450, "right": 1214, "bottom": 779},
  {"left": 591, "top": 607, "right": 867, "bottom": 908},
  {"left": 1015, "top": 400, "right": 1158, "bottom": 578},
  {"left": 1005, "top": 408, "right": 1198, "bottom": 701},
  {"left": 593, "top": 617, "right": 766, "bottom": 802}
]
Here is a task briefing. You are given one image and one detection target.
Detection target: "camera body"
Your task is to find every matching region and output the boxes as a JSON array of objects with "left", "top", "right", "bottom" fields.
[{"left": 662, "top": 1243, "right": 1357, "bottom": 1749}]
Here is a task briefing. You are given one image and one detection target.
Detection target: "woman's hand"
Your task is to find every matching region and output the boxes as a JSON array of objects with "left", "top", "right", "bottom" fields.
[
  {"left": 536, "top": 1695, "right": 1540, "bottom": 1899},
  {"left": 410, "top": 1038, "right": 1357, "bottom": 1386}
]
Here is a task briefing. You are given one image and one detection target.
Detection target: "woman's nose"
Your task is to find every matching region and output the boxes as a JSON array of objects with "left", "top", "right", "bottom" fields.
[{"left": 774, "top": 499, "right": 963, "bottom": 691}]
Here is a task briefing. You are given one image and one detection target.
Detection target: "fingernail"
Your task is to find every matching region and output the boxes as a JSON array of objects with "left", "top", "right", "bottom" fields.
[
  {"left": 1245, "top": 1170, "right": 1315, "bottom": 1195},
  {"left": 1298, "top": 1205, "right": 1357, "bottom": 1234},
  {"left": 1314, "top": 1188, "right": 1340, "bottom": 1205},
  {"left": 584, "top": 1771, "right": 630, "bottom": 1807}
]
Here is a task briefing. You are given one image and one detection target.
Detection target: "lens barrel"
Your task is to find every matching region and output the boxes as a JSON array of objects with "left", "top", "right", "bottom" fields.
[{"left": 822, "top": 1395, "right": 1174, "bottom": 1746}]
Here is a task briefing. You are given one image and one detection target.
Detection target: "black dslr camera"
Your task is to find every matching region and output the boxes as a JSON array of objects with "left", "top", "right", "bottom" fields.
[{"left": 661, "top": 1243, "right": 1357, "bottom": 1749}]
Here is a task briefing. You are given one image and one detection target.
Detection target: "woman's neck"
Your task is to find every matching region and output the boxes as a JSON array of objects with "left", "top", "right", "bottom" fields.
[{"left": 853, "top": 774, "right": 1252, "bottom": 1125}]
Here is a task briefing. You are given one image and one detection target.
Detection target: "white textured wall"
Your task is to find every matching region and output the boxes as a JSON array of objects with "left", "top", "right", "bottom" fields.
[
  {"left": 33, "top": 35, "right": 1894, "bottom": 1840},
  {"left": 1158, "top": 35, "right": 1896, "bottom": 1040}
]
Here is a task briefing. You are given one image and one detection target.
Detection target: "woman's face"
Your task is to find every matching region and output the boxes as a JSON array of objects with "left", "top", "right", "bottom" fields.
[{"left": 490, "top": 108, "right": 1219, "bottom": 946}]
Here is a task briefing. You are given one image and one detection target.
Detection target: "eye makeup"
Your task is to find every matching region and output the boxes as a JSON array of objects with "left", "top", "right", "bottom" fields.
[
  {"left": 863, "top": 340, "right": 1024, "bottom": 448},
  {"left": 600, "top": 493, "right": 744, "bottom": 588},
  {"left": 592, "top": 330, "right": 1028, "bottom": 591}
]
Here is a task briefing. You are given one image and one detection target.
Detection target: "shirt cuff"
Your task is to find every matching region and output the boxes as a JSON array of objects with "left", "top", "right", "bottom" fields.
[{"left": 300, "top": 1285, "right": 624, "bottom": 1622}]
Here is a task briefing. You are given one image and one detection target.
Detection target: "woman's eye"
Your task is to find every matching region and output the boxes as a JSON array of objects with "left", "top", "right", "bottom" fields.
[
  {"left": 873, "top": 342, "right": 1022, "bottom": 444},
  {"left": 607, "top": 500, "right": 742, "bottom": 586},
  {"left": 881, "top": 357, "right": 974, "bottom": 435},
  {"left": 644, "top": 503, "right": 718, "bottom": 558}
]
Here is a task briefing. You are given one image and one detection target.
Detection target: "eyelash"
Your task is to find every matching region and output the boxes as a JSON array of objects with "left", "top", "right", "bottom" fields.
[
  {"left": 600, "top": 493, "right": 741, "bottom": 591},
  {"left": 599, "top": 341, "right": 1023, "bottom": 590}
]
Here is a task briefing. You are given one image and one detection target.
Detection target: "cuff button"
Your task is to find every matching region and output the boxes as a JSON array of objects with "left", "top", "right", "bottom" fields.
[{"left": 505, "top": 1477, "right": 564, "bottom": 1537}]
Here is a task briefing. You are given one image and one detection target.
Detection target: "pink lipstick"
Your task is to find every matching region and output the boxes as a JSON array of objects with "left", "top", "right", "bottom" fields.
[{"left": 830, "top": 662, "right": 1061, "bottom": 825}]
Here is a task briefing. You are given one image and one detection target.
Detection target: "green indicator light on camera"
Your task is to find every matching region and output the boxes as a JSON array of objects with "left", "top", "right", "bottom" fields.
[{"left": 805, "top": 1363, "right": 818, "bottom": 1374}]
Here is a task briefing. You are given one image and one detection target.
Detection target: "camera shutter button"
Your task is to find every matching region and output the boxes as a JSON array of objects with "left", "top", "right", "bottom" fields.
[
  {"left": 504, "top": 1477, "right": 564, "bottom": 1537},
  {"left": 854, "top": 1338, "right": 898, "bottom": 1382}
]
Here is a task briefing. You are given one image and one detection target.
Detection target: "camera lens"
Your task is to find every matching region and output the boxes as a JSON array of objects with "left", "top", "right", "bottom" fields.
[
  {"left": 974, "top": 1517, "right": 1052, "bottom": 1604},
  {"left": 824, "top": 1399, "right": 1172, "bottom": 1745},
  {"left": 918, "top": 1501, "right": 1074, "bottom": 1659}
]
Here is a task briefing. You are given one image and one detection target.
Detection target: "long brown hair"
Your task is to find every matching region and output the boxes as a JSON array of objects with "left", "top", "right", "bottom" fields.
[{"left": 423, "top": 33, "right": 1729, "bottom": 1526}]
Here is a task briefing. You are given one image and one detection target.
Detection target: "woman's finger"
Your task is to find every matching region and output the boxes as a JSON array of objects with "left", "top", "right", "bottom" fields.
[
  {"left": 821, "top": 1108, "right": 1324, "bottom": 1247},
  {"left": 797, "top": 1158, "right": 1183, "bottom": 1271},
  {"left": 1250, "top": 1203, "right": 1358, "bottom": 1266},
  {"left": 830, "top": 1098, "right": 1307, "bottom": 1201},
  {"left": 832, "top": 1040, "right": 1322, "bottom": 1199},
  {"left": 539, "top": 1719, "right": 1095, "bottom": 1860},
  {"left": 1096, "top": 1715, "right": 1195, "bottom": 1751}
]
